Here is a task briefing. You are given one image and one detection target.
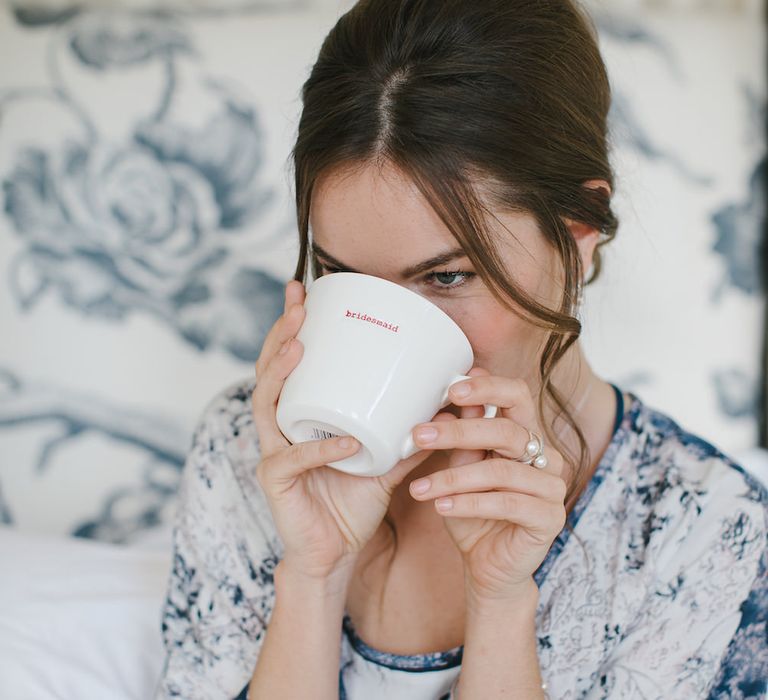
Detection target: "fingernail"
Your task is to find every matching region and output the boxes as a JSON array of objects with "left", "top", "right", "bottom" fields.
[
  {"left": 415, "top": 426, "right": 438, "bottom": 443},
  {"left": 410, "top": 478, "right": 431, "bottom": 495},
  {"left": 279, "top": 338, "right": 292, "bottom": 355},
  {"left": 338, "top": 436, "right": 358, "bottom": 449},
  {"left": 451, "top": 383, "right": 471, "bottom": 398},
  {"left": 436, "top": 497, "right": 453, "bottom": 511}
]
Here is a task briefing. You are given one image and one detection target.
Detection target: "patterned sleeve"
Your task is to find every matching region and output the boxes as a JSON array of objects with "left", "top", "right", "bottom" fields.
[
  {"left": 582, "top": 465, "right": 768, "bottom": 700},
  {"left": 153, "top": 378, "right": 283, "bottom": 700}
]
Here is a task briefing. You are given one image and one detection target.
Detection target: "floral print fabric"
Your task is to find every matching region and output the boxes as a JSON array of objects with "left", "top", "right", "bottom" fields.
[{"left": 155, "top": 376, "right": 767, "bottom": 700}]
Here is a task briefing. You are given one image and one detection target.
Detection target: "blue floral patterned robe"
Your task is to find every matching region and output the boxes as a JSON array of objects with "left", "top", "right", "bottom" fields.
[{"left": 155, "top": 377, "right": 767, "bottom": 700}]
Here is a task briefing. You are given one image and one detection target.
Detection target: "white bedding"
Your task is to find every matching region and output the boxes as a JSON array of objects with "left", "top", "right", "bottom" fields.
[
  {"left": 1, "top": 448, "right": 766, "bottom": 700},
  {"left": 0, "top": 525, "right": 173, "bottom": 700}
]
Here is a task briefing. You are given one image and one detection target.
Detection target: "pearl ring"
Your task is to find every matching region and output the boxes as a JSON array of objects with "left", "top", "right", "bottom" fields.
[{"left": 517, "top": 429, "right": 548, "bottom": 469}]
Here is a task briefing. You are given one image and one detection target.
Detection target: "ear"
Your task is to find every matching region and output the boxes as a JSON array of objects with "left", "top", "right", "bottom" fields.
[{"left": 562, "top": 179, "right": 612, "bottom": 281}]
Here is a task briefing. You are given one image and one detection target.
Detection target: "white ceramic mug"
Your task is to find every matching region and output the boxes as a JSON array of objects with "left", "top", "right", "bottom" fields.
[{"left": 275, "top": 272, "right": 498, "bottom": 477}]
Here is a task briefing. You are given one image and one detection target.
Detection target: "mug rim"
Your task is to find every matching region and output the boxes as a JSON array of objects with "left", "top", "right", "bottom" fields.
[{"left": 309, "top": 271, "right": 472, "bottom": 353}]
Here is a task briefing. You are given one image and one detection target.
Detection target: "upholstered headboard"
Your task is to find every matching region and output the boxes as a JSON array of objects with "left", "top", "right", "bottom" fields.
[{"left": 0, "top": 0, "right": 765, "bottom": 543}]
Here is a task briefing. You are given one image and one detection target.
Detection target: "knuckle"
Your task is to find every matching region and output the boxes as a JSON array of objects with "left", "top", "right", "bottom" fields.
[
  {"left": 468, "top": 492, "right": 483, "bottom": 511},
  {"left": 271, "top": 339, "right": 302, "bottom": 374},
  {"left": 315, "top": 437, "right": 340, "bottom": 465},
  {"left": 284, "top": 337, "right": 303, "bottom": 361},
  {"left": 276, "top": 338, "right": 292, "bottom": 359},
  {"left": 284, "top": 303, "right": 305, "bottom": 328},
  {"left": 442, "top": 467, "right": 459, "bottom": 489},
  {"left": 490, "top": 460, "right": 510, "bottom": 484},
  {"left": 256, "top": 356, "right": 275, "bottom": 383},
  {"left": 451, "top": 420, "right": 468, "bottom": 443},
  {"left": 551, "top": 475, "right": 568, "bottom": 501},
  {"left": 501, "top": 491, "right": 520, "bottom": 512},
  {"left": 293, "top": 439, "right": 312, "bottom": 465},
  {"left": 501, "top": 420, "right": 519, "bottom": 447},
  {"left": 253, "top": 374, "right": 270, "bottom": 398}
]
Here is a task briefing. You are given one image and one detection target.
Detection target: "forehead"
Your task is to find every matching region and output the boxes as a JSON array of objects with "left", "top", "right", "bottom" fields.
[
  {"left": 308, "top": 160, "right": 544, "bottom": 274},
  {"left": 309, "top": 161, "right": 458, "bottom": 250}
]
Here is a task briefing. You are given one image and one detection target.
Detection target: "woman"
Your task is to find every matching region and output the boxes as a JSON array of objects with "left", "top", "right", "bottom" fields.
[{"left": 155, "top": 0, "right": 767, "bottom": 698}]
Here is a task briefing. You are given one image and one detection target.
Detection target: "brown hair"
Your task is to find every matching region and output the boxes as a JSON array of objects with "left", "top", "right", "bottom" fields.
[{"left": 289, "top": 0, "right": 618, "bottom": 571}]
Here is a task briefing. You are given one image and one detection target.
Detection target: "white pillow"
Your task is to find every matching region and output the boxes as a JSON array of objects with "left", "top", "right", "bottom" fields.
[{"left": 0, "top": 526, "right": 172, "bottom": 700}]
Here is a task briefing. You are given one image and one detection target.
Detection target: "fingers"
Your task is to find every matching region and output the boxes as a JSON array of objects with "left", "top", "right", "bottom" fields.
[
  {"left": 412, "top": 414, "right": 526, "bottom": 452},
  {"left": 414, "top": 369, "right": 566, "bottom": 477},
  {"left": 408, "top": 454, "right": 567, "bottom": 542},
  {"left": 257, "top": 433, "right": 362, "bottom": 494},
  {"left": 252, "top": 279, "right": 308, "bottom": 456},
  {"left": 408, "top": 458, "right": 568, "bottom": 505},
  {"left": 449, "top": 374, "right": 538, "bottom": 435},
  {"left": 284, "top": 278, "right": 306, "bottom": 314},
  {"left": 446, "top": 400, "right": 487, "bottom": 471},
  {"left": 252, "top": 334, "right": 306, "bottom": 456},
  {"left": 250, "top": 278, "right": 359, "bottom": 465},
  {"left": 411, "top": 415, "right": 565, "bottom": 475},
  {"left": 255, "top": 280, "right": 307, "bottom": 379},
  {"left": 432, "top": 491, "right": 566, "bottom": 543},
  {"left": 253, "top": 300, "right": 365, "bottom": 487},
  {"left": 378, "top": 412, "right": 456, "bottom": 489}
]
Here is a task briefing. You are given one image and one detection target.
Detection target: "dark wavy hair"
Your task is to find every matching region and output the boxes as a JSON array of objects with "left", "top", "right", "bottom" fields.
[{"left": 288, "top": 0, "right": 618, "bottom": 572}]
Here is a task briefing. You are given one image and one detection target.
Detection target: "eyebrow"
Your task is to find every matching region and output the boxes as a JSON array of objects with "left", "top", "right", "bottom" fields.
[{"left": 311, "top": 242, "right": 469, "bottom": 279}]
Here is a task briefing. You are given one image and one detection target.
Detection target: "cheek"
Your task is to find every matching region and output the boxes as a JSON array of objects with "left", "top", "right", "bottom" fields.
[{"left": 452, "top": 301, "right": 531, "bottom": 360}]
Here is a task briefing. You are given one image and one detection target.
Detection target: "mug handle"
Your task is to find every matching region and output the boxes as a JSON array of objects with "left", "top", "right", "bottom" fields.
[{"left": 399, "top": 374, "right": 498, "bottom": 460}]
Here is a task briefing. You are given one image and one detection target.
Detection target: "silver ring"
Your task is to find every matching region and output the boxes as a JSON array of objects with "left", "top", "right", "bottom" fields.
[{"left": 517, "top": 429, "right": 548, "bottom": 469}]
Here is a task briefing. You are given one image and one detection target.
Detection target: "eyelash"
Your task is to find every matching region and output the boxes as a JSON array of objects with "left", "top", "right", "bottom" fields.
[{"left": 316, "top": 263, "right": 477, "bottom": 292}]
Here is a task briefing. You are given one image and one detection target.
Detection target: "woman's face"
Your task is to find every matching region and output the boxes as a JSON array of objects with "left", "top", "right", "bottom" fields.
[{"left": 308, "top": 161, "right": 570, "bottom": 392}]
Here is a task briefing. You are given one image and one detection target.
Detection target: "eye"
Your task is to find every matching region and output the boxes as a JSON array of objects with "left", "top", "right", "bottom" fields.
[
  {"left": 425, "top": 270, "right": 476, "bottom": 291},
  {"left": 316, "top": 262, "right": 476, "bottom": 293}
]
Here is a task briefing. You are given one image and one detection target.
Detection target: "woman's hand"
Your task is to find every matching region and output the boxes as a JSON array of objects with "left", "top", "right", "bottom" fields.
[
  {"left": 252, "top": 279, "right": 451, "bottom": 584},
  {"left": 407, "top": 368, "right": 568, "bottom": 602}
]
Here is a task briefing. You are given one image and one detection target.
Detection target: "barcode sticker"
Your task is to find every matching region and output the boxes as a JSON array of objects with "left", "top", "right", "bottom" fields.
[{"left": 311, "top": 427, "right": 343, "bottom": 440}]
